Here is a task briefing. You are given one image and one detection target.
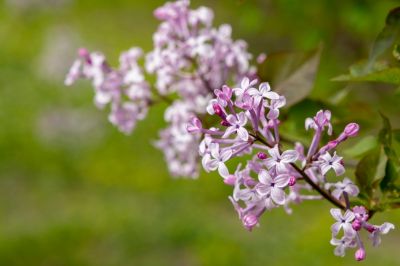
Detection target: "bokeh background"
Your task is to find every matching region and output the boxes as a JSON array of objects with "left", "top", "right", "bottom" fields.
[{"left": 1, "top": 0, "right": 400, "bottom": 265}]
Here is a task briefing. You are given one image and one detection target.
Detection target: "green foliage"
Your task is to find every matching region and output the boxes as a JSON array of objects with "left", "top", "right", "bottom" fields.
[
  {"left": 332, "top": 7, "right": 400, "bottom": 85},
  {"left": 257, "top": 46, "right": 322, "bottom": 107},
  {"left": 355, "top": 113, "right": 400, "bottom": 211}
]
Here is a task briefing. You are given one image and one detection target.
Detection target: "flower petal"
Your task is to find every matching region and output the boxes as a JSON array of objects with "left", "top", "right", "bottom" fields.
[{"left": 271, "top": 188, "right": 286, "bottom": 205}]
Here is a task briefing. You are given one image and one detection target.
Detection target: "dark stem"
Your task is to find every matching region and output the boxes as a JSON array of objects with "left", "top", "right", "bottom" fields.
[{"left": 290, "top": 163, "right": 346, "bottom": 210}]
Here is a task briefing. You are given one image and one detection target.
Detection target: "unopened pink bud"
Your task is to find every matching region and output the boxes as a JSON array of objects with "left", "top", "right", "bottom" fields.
[
  {"left": 257, "top": 152, "right": 267, "bottom": 160},
  {"left": 213, "top": 103, "right": 223, "bottom": 116},
  {"left": 244, "top": 177, "right": 257, "bottom": 187},
  {"left": 78, "top": 48, "right": 89, "bottom": 58},
  {"left": 288, "top": 176, "right": 296, "bottom": 186},
  {"left": 224, "top": 175, "right": 236, "bottom": 186},
  {"left": 352, "top": 220, "right": 362, "bottom": 231},
  {"left": 355, "top": 248, "right": 366, "bottom": 261},
  {"left": 221, "top": 120, "right": 230, "bottom": 127},
  {"left": 344, "top": 123, "right": 360, "bottom": 137},
  {"left": 242, "top": 214, "right": 258, "bottom": 231}
]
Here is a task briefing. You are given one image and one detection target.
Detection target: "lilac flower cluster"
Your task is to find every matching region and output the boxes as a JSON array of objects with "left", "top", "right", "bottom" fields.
[
  {"left": 65, "top": 0, "right": 254, "bottom": 178},
  {"left": 188, "top": 77, "right": 394, "bottom": 260},
  {"left": 65, "top": 0, "right": 395, "bottom": 260}
]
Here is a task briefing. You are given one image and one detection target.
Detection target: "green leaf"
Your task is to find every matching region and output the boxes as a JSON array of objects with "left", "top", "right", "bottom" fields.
[
  {"left": 393, "top": 129, "right": 400, "bottom": 143},
  {"left": 343, "top": 135, "right": 378, "bottom": 158},
  {"left": 380, "top": 159, "right": 400, "bottom": 192},
  {"left": 355, "top": 147, "right": 388, "bottom": 198},
  {"left": 257, "top": 46, "right": 322, "bottom": 107},
  {"left": 332, "top": 66, "right": 400, "bottom": 85},
  {"left": 367, "top": 7, "right": 400, "bottom": 69}
]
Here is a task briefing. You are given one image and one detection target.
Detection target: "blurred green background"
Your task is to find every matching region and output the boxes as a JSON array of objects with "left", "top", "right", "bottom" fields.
[{"left": 1, "top": 0, "right": 400, "bottom": 265}]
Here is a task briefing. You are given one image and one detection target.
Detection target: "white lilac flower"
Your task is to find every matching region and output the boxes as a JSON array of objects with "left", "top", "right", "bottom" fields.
[
  {"left": 317, "top": 152, "right": 345, "bottom": 176},
  {"left": 223, "top": 112, "right": 249, "bottom": 141},
  {"left": 305, "top": 110, "right": 333, "bottom": 135},
  {"left": 203, "top": 143, "right": 232, "bottom": 177},
  {"left": 330, "top": 236, "right": 357, "bottom": 257},
  {"left": 330, "top": 177, "right": 359, "bottom": 199},
  {"left": 369, "top": 222, "right": 395, "bottom": 247},
  {"left": 264, "top": 145, "right": 298, "bottom": 173},
  {"left": 265, "top": 95, "right": 286, "bottom": 120},
  {"left": 330, "top": 208, "right": 356, "bottom": 238},
  {"left": 233, "top": 77, "right": 257, "bottom": 98},
  {"left": 256, "top": 170, "right": 290, "bottom": 205},
  {"left": 247, "top": 82, "right": 279, "bottom": 104}
]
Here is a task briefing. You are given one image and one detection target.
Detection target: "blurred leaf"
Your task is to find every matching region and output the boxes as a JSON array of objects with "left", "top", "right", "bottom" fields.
[
  {"left": 257, "top": 46, "right": 322, "bottom": 107},
  {"left": 333, "top": 7, "right": 400, "bottom": 85},
  {"left": 393, "top": 129, "right": 400, "bottom": 143},
  {"left": 367, "top": 7, "right": 400, "bottom": 70},
  {"left": 355, "top": 147, "right": 388, "bottom": 198},
  {"left": 332, "top": 65, "right": 400, "bottom": 85},
  {"left": 343, "top": 135, "right": 378, "bottom": 158},
  {"left": 393, "top": 44, "right": 400, "bottom": 60},
  {"left": 380, "top": 159, "right": 400, "bottom": 192}
]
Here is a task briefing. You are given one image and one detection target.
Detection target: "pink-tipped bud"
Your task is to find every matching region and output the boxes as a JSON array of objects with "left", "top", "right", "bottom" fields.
[
  {"left": 213, "top": 103, "right": 223, "bottom": 116},
  {"left": 352, "top": 220, "right": 362, "bottom": 231},
  {"left": 288, "top": 176, "right": 296, "bottom": 186},
  {"left": 257, "top": 152, "right": 267, "bottom": 160},
  {"left": 244, "top": 177, "right": 257, "bottom": 187},
  {"left": 224, "top": 175, "right": 236, "bottom": 186},
  {"left": 355, "top": 248, "right": 366, "bottom": 261},
  {"left": 220, "top": 120, "right": 230, "bottom": 127},
  {"left": 242, "top": 214, "right": 258, "bottom": 231},
  {"left": 78, "top": 48, "right": 89, "bottom": 58},
  {"left": 256, "top": 53, "right": 267, "bottom": 64},
  {"left": 364, "top": 224, "right": 376, "bottom": 233},
  {"left": 344, "top": 123, "right": 360, "bottom": 137},
  {"left": 186, "top": 117, "right": 202, "bottom": 133}
]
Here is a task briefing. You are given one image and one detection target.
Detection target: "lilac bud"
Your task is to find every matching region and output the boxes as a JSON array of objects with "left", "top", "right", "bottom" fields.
[
  {"left": 78, "top": 48, "right": 89, "bottom": 58},
  {"left": 220, "top": 120, "right": 231, "bottom": 127},
  {"left": 344, "top": 123, "right": 360, "bottom": 137},
  {"left": 186, "top": 117, "right": 202, "bottom": 133},
  {"left": 213, "top": 103, "right": 223, "bottom": 116},
  {"left": 242, "top": 214, "right": 258, "bottom": 231},
  {"left": 256, "top": 53, "right": 267, "bottom": 64},
  {"left": 244, "top": 177, "right": 257, "bottom": 187},
  {"left": 288, "top": 176, "right": 296, "bottom": 186},
  {"left": 352, "top": 220, "right": 362, "bottom": 231},
  {"left": 355, "top": 248, "right": 366, "bottom": 261},
  {"left": 257, "top": 152, "right": 267, "bottom": 160},
  {"left": 224, "top": 175, "right": 236, "bottom": 186}
]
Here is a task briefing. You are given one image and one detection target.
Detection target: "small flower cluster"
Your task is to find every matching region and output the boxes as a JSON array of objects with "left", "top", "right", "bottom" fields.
[
  {"left": 187, "top": 77, "right": 394, "bottom": 260},
  {"left": 65, "top": 47, "right": 150, "bottom": 134},
  {"left": 330, "top": 207, "right": 395, "bottom": 260},
  {"left": 65, "top": 0, "right": 254, "bottom": 178}
]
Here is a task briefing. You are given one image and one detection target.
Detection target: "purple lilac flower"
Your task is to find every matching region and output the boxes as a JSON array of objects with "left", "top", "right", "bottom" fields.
[
  {"left": 316, "top": 152, "right": 345, "bottom": 176},
  {"left": 256, "top": 170, "right": 290, "bottom": 205},
  {"left": 203, "top": 143, "right": 232, "bottom": 177},
  {"left": 264, "top": 145, "right": 298, "bottom": 173},
  {"left": 330, "top": 236, "right": 357, "bottom": 257},
  {"left": 327, "top": 177, "right": 359, "bottom": 199},
  {"left": 305, "top": 110, "right": 333, "bottom": 135},
  {"left": 223, "top": 112, "right": 249, "bottom": 141},
  {"left": 330, "top": 208, "right": 356, "bottom": 238},
  {"left": 369, "top": 222, "right": 395, "bottom": 246}
]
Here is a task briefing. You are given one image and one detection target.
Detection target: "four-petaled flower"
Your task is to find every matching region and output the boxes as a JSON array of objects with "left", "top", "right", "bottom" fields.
[
  {"left": 330, "top": 208, "right": 356, "bottom": 238},
  {"left": 305, "top": 110, "right": 333, "bottom": 135},
  {"left": 223, "top": 112, "right": 249, "bottom": 141},
  {"left": 369, "top": 222, "right": 395, "bottom": 247},
  {"left": 265, "top": 145, "right": 298, "bottom": 173},
  {"left": 256, "top": 170, "right": 290, "bottom": 205},
  {"left": 203, "top": 143, "right": 232, "bottom": 177},
  {"left": 317, "top": 152, "right": 345, "bottom": 176},
  {"left": 330, "top": 177, "right": 359, "bottom": 199},
  {"left": 247, "top": 82, "right": 280, "bottom": 104},
  {"left": 330, "top": 236, "right": 356, "bottom": 257},
  {"left": 265, "top": 96, "right": 286, "bottom": 120}
]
